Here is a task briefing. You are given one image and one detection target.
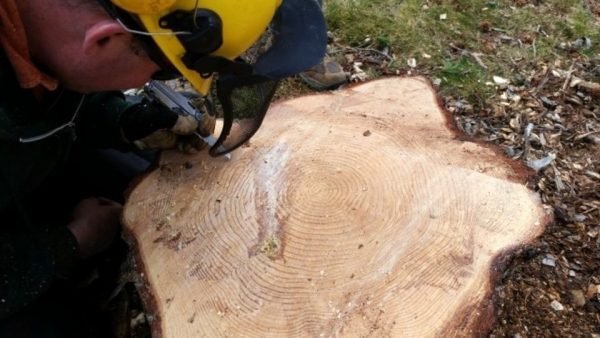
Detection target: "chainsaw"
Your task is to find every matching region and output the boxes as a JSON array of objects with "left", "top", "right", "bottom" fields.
[{"left": 142, "top": 80, "right": 231, "bottom": 160}]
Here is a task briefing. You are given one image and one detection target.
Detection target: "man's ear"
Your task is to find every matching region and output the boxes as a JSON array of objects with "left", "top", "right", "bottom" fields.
[{"left": 82, "top": 19, "right": 128, "bottom": 55}]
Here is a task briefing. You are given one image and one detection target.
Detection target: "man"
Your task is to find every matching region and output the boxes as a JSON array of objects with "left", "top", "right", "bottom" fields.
[
  {"left": 0, "top": 0, "right": 326, "bottom": 336},
  {"left": 0, "top": 1, "right": 207, "bottom": 335},
  {"left": 299, "top": 0, "right": 348, "bottom": 90}
]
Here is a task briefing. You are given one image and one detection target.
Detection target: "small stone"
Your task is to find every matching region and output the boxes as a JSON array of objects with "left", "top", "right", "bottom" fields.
[
  {"left": 586, "top": 284, "right": 600, "bottom": 299},
  {"left": 542, "top": 255, "right": 556, "bottom": 267},
  {"left": 568, "top": 270, "right": 576, "bottom": 277},
  {"left": 493, "top": 76, "right": 510, "bottom": 85},
  {"left": 569, "top": 290, "right": 586, "bottom": 307},
  {"left": 363, "top": 130, "right": 371, "bottom": 137},
  {"left": 550, "top": 300, "right": 564, "bottom": 311}
]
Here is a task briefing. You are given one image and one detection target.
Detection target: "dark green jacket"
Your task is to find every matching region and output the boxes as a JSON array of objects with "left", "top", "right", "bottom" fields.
[{"left": 0, "top": 55, "right": 136, "bottom": 318}]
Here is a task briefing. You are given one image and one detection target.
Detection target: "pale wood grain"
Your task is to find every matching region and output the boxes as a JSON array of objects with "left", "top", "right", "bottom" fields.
[{"left": 123, "top": 77, "right": 548, "bottom": 338}]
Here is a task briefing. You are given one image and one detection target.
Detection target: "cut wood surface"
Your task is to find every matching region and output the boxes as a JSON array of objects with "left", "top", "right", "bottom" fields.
[{"left": 123, "top": 77, "right": 549, "bottom": 337}]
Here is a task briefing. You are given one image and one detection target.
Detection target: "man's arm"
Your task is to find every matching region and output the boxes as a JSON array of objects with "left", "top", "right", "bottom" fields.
[
  {"left": 0, "top": 212, "right": 79, "bottom": 319},
  {"left": 78, "top": 91, "right": 207, "bottom": 152},
  {"left": 0, "top": 167, "right": 121, "bottom": 319},
  {"left": 77, "top": 91, "right": 137, "bottom": 150}
]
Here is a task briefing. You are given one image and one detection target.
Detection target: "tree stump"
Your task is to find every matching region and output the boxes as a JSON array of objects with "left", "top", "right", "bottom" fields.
[{"left": 123, "top": 77, "right": 549, "bottom": 337}]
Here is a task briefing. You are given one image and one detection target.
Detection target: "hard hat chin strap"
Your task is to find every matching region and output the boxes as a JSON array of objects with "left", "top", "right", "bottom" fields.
[
  {"left": 185, "top": 56, "right": 254, "bottom": 79},
  {"left": 97, "top": 0, "right": 181, "bottom": 79}
]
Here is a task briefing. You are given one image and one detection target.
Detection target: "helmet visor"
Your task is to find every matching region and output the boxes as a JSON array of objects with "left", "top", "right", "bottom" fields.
[
  {"left": 206, "top": 0, "right": 327, "bottom": 156},
  {"left": 210, "top": 74, "right": 279, "bottom": 157}
]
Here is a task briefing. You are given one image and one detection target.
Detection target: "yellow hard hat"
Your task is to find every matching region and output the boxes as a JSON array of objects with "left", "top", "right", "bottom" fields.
[
  {"left": 98, "top": 0, "right": 325, "bottom": 92},
  {"left": 97, "top": 0, "right": 327, "bottom": 156}
]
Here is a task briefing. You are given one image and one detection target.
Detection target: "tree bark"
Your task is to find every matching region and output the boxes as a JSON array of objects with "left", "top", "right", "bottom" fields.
[{"left": 123, "top": 77, "right": 549, "bottom": 337}]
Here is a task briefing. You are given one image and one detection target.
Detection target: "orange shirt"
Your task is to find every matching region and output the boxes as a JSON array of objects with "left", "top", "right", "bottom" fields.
[{"left": 0, "top": 0, "right": 57, "bottom": 90}]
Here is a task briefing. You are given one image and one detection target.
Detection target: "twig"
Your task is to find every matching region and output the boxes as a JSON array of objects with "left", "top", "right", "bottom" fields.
[
  {"left": 470, "top": 52, "right": 488, "bottom": 70},
  {"left": 571, "top": 131, "right": 600, "bottom": 141},
  {"left": 534, "top": 68, "right": 550, "bottom": 93},
  {"left": 574, "top": 79, "right": 600, "bottom": 98},
  {"left": 536, "top": 25, "right": 549, "bottom": 38},
  {"left": 449, "top": 43, "right": 488, "bottom": 69},
  {"left": 561, "top": 62, "right": 576, "bottom": 92},
  {"left": 585, "top": 171, "right": 600, "bottom": 180},
  {"left": 329, "top": 47, "right": 394, "bottom": 61},
  {"left": 523, "top": 123, "right": 534, "bottom": 160}
]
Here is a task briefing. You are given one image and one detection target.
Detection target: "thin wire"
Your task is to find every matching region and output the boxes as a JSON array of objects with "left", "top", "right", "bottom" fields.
[
  {"left": 192, "top": 0, "right": 200, "bottom": 28},
  {"left": 116, "top": 18, "right": 192, "bottom": 36},
  {"left": 19, "top": 95, "right": 87, "bottom": 144}
]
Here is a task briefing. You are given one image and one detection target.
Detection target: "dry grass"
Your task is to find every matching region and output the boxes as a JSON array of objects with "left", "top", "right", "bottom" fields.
[{"left": 323, "top": 0, "right": 600, "bottom": 104}]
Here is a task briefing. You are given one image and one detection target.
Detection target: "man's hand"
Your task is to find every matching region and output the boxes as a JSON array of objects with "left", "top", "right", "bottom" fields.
[
  {"left": 67, "top": 197, "right": 122, "bottom": 259},
  {"left": 120, "top": 99, "right": 215, "bottom": 153}
]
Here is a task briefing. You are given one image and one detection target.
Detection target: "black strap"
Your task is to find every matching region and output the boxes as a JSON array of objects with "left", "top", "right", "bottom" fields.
[{"left": 187, "top": 56, "right": 254, "bottom": 77}]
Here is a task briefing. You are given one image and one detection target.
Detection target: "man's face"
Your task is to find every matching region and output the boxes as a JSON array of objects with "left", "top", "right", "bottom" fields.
[{"left": 18, "top": 0, "right": 160, "bottom": 93}]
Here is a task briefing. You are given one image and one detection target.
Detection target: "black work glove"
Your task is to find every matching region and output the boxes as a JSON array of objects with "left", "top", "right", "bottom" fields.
[{"left": 120, "top": 99, "right": 215, "bottom": 153}]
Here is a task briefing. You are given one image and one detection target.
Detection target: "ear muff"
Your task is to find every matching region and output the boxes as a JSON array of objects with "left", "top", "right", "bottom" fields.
[
  {"left": 100, "top": 0, "right": 326, "bottom": 158},
  {"left": 111, "top": 0, "right": 176, "bottom": 14}
]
